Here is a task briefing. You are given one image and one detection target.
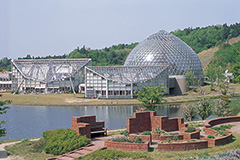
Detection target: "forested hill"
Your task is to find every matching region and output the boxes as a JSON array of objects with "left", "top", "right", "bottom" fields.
[
  {"left": 67, "top": 43, "right": 138, "bottom": 66},
  {"left": 206, "top": 41, "right": 240, "bottom": 82},
  {"left": 171, "top": 23, "right": 240, "bottom": 53}
]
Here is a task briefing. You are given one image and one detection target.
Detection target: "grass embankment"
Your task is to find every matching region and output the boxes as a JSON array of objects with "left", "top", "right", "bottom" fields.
[
  {"left": 5, "top": 139, "right": 55, "bottom": 160},
  {"left": 0, "top": 92, "right": 141, "bottom": 106},
  {"left": 5, "top": 132, "right": 240, "bottom": 160}
]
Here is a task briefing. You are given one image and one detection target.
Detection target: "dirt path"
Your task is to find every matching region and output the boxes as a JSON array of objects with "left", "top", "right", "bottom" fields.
[{"left": 0, "top": 138, "right": 40, "bottom": 160}]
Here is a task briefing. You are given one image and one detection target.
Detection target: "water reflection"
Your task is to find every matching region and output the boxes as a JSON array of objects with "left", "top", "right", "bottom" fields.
[{"left": 0, "top": 104, "right": 214, "bottom": 140}]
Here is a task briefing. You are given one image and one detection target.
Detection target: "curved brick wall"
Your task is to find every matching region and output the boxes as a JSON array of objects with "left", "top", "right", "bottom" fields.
[
  {"left": 158, "top": 140, "right": 208, "bottom": 151},
  {"left": 182, "top": 128, "right": 201, "bottom": 140},
  {"left": 202, "top": 132, "right": 232, "bottom": 147},
  {"left": 204, "top": 116, "right": 240, "bottom": 128},
  {"left": 105, "top": 141, "right": 149, "bottom": 152}
]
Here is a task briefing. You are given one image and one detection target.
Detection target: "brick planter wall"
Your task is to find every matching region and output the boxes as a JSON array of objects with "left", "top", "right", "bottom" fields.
[
  {"left": 182, "top": 128, "right": 201, "bottom": 140},
  {"left": 152, "top": 134, "right": 183, "bottom": 141},
  {"left": 204, "top": 116, "right": 240, "bottom": 128},
  {"left": 205, "top": 128, "right": 218, "bottom": 135},
  {"left": 202, "top": 132, "right": 232, "bottom": 147},
  {"left": 129, "top": 134, "right": 152, "bottom": 143},
  {"left": 105, "top": 141, "right": 149, "bottom": 152},
  {"left": 158, "top": 140, "right": 208, "bottom": 151}
]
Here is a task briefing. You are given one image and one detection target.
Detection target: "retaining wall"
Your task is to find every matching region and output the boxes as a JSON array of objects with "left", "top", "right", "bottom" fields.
[
  {"left": 158, "top": 140, "right": 208, "bottom": 151},
  {"left": 129, "top": 134, "right": 151, "bottom": 143},
  {"left": 202, "top": 132, "right": 232, "bottom": 147},
  {"left": 105, "top": 141, "right": 149, "bottom": 152},
  {"left": 204, "top": 116, "right": 240, "bottom": 128}
]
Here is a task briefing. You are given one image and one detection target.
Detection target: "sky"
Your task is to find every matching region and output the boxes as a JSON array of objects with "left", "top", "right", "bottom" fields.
[{"left": 0, "top": 0, "right": 239, "bottom": 59}]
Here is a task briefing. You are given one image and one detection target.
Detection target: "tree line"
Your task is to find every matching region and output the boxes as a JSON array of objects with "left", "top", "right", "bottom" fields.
[{"left": 172, "top": 22, "right": 240, "bottom": 53}]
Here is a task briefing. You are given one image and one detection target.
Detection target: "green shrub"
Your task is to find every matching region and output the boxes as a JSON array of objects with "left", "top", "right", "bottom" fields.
[
  {"left": 187, "top": 140, "right": 196, "bottom": 142},
  {"left": 42, "top": 128, "right": 91, "bottom": 155},
  {"left": 172, "top": 135, "right": 178, "bottom": 141},
  {"left": 212, "top": 125, "right": 233, "bottom": 131},
  {"left": 218, "top": 130, "right": 228, "bottom": 136},
  {"left": 152, "top": 127, "right": 165, "bottom": 134},
  {"left": 167, "top": 138, "right": 171, "bottom": 143},
  {"left": 185, "top": 126, "right": 196, "bottom": 133},
  {"left": 78, "top": 149, "right": 148, "bottom": 160},
  {"left": 169, "top": 132, "right": 179, "bottom": 135},
  {"left": 135, "top": 137, "right": 144, "bottom": 143},
  {"left": 142, "top": 131, "right": 151, "bottom": 135},
  {"left": 120, "top": 130, "right": 129, "bottom": 137},
  {"left": 207, "top": 135, "right": 215, "bottom": 139}
]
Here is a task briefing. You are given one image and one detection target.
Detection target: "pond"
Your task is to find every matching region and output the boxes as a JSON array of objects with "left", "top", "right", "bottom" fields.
[{"left": 0, "top": 104, "right": 217, "bottom": 140}]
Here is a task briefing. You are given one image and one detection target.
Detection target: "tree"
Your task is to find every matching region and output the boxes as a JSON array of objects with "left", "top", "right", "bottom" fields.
[
  {"left": 0, "top": 94, "right": 10, "bottom": 137},
  {"left": 196, "top": 97, "right": 212, "bottom": 120},
  {"left": 214, "top": 98, "right": 232, "bottom": 117},
  {"left": 137, "top": 83, "right": 167, "bottom": 111},
  {"left": 182, "top": 103, "right": 198, "bottom": 121}
]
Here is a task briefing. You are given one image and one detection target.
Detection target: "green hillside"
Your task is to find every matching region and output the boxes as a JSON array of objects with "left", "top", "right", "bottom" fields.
[
  {"left": 171, "top": 23, "right": 240, "bottom": 53},
  {"left": 67, "top": 43, "right": 138, "bottom": 66},
  {"left": 206, "top": 41, "right": 240, "bottom": 82}
]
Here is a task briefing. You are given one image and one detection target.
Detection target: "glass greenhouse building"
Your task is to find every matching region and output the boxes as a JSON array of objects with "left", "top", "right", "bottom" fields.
[
  {"left": 85, "top": 65, "right": 169, "bottom": 98},
  {"left": 124, "top": 30, "right": 203, "bottom": 79},
  {"left": 12, "top": 59, "right": 91, "bottom": 94}
]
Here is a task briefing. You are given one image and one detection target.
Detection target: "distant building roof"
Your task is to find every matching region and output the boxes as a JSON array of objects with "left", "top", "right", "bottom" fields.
[
  {"left": 86, "top": 65, "right": 168, "bottom": 83},
  {"left": 12, "top": 59, "right": 91, "bottom": 83}
]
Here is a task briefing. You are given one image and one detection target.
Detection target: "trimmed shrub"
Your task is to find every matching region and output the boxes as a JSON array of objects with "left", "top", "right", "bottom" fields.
[
  {"left": 142, "top": 131, "right": 151, "bottom": 135},
  {"left": 185, "top": 126, "right": 196, "bottom": 133},
  {"left": 42, "top": 128, "right": 91, "bottom": 155},
  {"left": 207, "top": 135, "right": 215, "bottom": 139}
]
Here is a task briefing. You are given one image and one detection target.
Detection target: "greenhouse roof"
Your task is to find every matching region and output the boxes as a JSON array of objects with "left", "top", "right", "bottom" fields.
[
  {"left": 12, "top": 59, "right": 91, "bottom": 83},
  {"left": 86, "top": 65, "right": 168, "bottom": 83}
]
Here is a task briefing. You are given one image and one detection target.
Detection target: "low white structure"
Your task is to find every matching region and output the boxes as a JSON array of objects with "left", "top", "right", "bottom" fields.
[{"left": 12, "top": 59, "right": 91, "bottom": 94}]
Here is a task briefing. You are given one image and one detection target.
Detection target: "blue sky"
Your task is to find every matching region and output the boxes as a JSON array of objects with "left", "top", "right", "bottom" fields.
[{"left": 0, "top": 0, "right": 239, "bottom": 59}]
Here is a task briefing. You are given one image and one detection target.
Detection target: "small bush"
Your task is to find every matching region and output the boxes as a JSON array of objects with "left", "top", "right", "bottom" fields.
[
  {"left": 212, "top": 125, "right": 233, "bottom": 131},
  {"left": 185, "top": 126, "right": 196, "bottom": 133},
  {"left": 218, "top": 130, "right": 228, "bottom": 136},
  {"left": 172, "top": 135, "right": 178, "bottom": 141},
  {"left": 142, "top": 131, "right": 151, "bottom": 135},
  {"left": 42, "top": 128, "right": 91, "bottom": 155},
  {"left": 152, "top": 127, "right": 165, "bottom": 134},
  {"left": 120, "top": 130, "right": 129, "bottom": 137},
  {"left": 167, "top": 138, "right": 171, "bottom": 143},
  {"left": 207, "top": 135, "right": 215, "bottom": 139}
]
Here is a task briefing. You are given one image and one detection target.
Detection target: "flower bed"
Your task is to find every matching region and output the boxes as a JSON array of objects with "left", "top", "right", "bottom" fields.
[
  {"left": 105, "top": 140, "right": 150, "bottom": 152},
  {"left": 182, "top": 128, "right": 201, "bottom": 140},
  {"left": 158, "top": 140, "right": 208, "bottom": 151},
  {"left": 152, "top": 133, "right": 184, "bottom": 141},
  {"left": 129, "top": 134, "right": 152, "bottom": 143},
  {"left": 202, "top": 132, "right": 232, "bottom": 147}
]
